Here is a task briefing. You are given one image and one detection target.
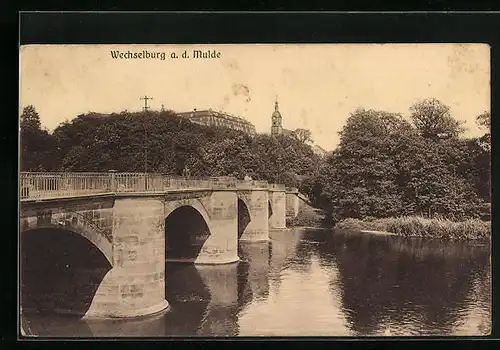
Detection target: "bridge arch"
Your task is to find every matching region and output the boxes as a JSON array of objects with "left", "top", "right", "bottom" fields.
[
  {"left": 20, "top": 220, "right": 113, "bottom": 317},
  {"left": 164, "top": 198, "right": 214, "bottom": 262},
  {"left": 20, "top": 215, "right": 113, "bottom": 265},
  {"left": 164, "top": 198, "right": 214, "bottom": 234}
]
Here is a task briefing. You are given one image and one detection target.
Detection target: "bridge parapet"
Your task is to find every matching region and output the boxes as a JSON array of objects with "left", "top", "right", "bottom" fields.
[
  {"left": 162, "top": 177, "right": 212, "bottom": 190},
  {"left": 209, "top": 176, "right": 237, "bottom": 189},
  {"left": 269, "top": 184, "right": 286, "bottom": 191},
  {"left": 235, "top": 180, "right": 269, "bottom": 190},
  {"left": 20, "top": 172, "right": 287, "bottom": 200}
]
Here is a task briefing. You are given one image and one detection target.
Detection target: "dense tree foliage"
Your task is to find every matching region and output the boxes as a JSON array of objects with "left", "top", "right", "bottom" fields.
[
  {"left": 305, "top": 100, "right": 490, "bottom": 222},
  {"left": 20, "top": 108, "right": 321, "bottom": 188},
  {"left": 20, "top": 99, "right": 490, "bottom": 222},
  {"left": 291, "top": 128, "right": 313, "bottom": 144}
]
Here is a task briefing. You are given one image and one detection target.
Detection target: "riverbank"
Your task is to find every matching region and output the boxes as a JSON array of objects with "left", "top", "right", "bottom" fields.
[
  {"left": 286, "top": 204, "right": 329, "bottom": 229},
  {"left": 286, "top": 205, "right": 491, "bottom": 241},
  {"left": 334, "top": 216, "right": 491, "bottom": 241}
]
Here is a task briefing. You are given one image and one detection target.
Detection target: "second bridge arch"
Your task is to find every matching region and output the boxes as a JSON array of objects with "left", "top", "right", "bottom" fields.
[{"left": 164, "top": 194, "right": 239, "bottom": 265}]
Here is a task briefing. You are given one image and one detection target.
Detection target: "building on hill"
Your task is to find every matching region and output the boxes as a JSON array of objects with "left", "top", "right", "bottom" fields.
[
  {"left": 78, "top": 112, "right": 109, "bottom": 120},
  {"left": 177, "top": 109, "right": 256, "bottom": 135},
  {"left": 271, "top": 98, "right": 294, "bottom": 137}
]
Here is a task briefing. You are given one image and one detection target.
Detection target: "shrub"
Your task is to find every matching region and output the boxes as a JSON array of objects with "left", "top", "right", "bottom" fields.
[{"left": 335, "top": 216, "right": 491, "bottom": 241}]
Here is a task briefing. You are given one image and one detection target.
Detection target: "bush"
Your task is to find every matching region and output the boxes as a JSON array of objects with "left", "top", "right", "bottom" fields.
[
  {"left": 335, "top": 216, "right": 491, "bottom": 241},
  {"left": 286, "top": 205, "right": 326, "bottom": 228}
]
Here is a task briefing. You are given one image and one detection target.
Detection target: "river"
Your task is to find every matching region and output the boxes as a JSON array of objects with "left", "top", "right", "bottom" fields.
[{"left": 21, "top": 228, "right": 491, "bottom": 337}]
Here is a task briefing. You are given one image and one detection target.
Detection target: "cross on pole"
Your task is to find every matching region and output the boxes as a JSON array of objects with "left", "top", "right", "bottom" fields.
[
  {"left": 140, "top": 95, "right": 153, "bottom": 111},
  {"left": 139, "top": 95, "right": 152, "bottom": 189}
]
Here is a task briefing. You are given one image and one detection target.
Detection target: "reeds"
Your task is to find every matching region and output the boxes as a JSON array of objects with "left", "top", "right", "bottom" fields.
[{"left": 335, "top": 216, "right": 491, "bottom": 241}]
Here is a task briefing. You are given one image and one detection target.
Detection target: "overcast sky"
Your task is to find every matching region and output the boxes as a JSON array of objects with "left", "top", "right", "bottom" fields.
[{"left": 20, "top": 44, "right": 490, "bottom": 151}]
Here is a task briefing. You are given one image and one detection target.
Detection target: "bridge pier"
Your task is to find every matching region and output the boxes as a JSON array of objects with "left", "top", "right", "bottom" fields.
[
  {"left": 193, "top": 191, "right": 239, "bottom": 265},
  {"left": 286, "top": 189, "right": 301, "bottom": 219},
  {"left": 269, "top": 190, "right": 286, "bottom": 230},
  {"left": 84, "top": 197, "right": 169, "bottom": 318},
  {"left": 239, "top": 190, "right": 270, "bottom": 242}
]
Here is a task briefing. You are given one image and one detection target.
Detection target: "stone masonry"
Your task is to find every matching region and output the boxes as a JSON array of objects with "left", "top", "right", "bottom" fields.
[{"left": 20, "top": 186, "right": 304, "bottom": 319}]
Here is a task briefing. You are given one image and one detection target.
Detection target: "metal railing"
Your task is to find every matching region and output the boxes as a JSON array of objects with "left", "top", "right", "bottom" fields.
[
  {"left": 20, "top": 172, "right": 112, "bottom": 200},
  {"left": 19, "top": 172, "right": 280, "bottom": 200}
]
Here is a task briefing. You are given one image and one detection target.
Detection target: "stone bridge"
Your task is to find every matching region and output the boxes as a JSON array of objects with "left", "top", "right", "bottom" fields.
[{"left": 19, "top": 172, "right": 309, "bottom": 319}]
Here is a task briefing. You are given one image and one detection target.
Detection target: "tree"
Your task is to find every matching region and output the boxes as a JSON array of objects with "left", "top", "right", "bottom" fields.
[
  {"left": 310, "top": 105, "right": 485, "bottom": 221},
  {"left": 317, "top": 109, "right": 412, "bottom": 220},
  {"left": 400, "top": 137, "right": 482, "bottom": 219},
  {"left": 476, "top": 111, "right": 491, "bottom": 129},
  {"left": 20, "top": 105, "right": 41, "bottom": 131},
  {"left": 409, "top": 98, "right": 465, "bottom": 140},
  {"left": 280, "top": 171, "right": 300, "bottom": 188},
  {"left": 471, "top": 111, "right": 491, "bottom": 202},
  {"left": 476, "top": 111, "right": 491, "bottom": 152},
  {"left": 20, "top": 105, "right": 59, "bottom": 171},
  {"left": 291, "top": 128, "right": 313, "bottom": 144}
]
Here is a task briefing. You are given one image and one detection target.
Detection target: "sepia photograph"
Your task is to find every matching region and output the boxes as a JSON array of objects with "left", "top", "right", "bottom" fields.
[{"left": 19, "top": 43, "right": 491, "bottom": 337}]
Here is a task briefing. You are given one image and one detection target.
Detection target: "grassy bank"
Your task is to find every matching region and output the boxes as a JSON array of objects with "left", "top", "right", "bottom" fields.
[{"left": 335, "top": 216, "right": 491, "bottom": 241}]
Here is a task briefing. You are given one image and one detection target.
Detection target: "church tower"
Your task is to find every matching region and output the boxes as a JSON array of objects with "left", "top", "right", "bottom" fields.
[{"left": 271, "top": 97, "right": 283, "bottom": 136}]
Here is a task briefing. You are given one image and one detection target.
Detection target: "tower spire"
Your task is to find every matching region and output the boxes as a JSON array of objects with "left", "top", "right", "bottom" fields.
[{"left": 271, "top": 95, "right": 283, "bottom": 137}]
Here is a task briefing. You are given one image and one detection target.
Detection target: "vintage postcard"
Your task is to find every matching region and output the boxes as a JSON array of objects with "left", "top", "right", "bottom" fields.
[{"left": 19, "top": 43, "right": 491, "bottom": 337}]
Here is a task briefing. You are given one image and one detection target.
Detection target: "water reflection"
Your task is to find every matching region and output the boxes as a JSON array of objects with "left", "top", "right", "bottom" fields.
[
  {"left": 452, "top": 266, "right": 491, "bottom": 335},
  {"left": 322, "top": 230, "right": 491, "bottom": 336},
  {"left": 267, "top": 229, "right": 303, "bottom": 291},
  {"left": 238, "top": 229, "right": 352, "bottom": 336},
  {"left": 162, "top": 264, "right": 212, "bottom": 336},
  {"left": 238, "top": 242, "right": 271, "bottom": 302},
  {"left": 196, "top": 264, "right": 239, "bottom": 336},
  {"left": 21, "top": 228, "right": 491, "bottom": 337}
]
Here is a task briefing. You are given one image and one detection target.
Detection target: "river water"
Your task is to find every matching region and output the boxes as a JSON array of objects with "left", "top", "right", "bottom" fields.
[{"left": 22, "top": 228, "right": 491, "bottom": 337}]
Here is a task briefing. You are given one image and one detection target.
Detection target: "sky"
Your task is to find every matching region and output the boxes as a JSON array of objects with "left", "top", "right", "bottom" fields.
[{"left": 20, "top": 44, "right": 490, "bottom": 151}]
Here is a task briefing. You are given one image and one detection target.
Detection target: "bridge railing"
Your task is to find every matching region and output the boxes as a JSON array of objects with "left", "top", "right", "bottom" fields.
[
  {"left": 20, "top": 172, "right": 112, "bottom": 200},
  {"left": 20, "top": 172, "right": 284, "bottom": 200}
]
